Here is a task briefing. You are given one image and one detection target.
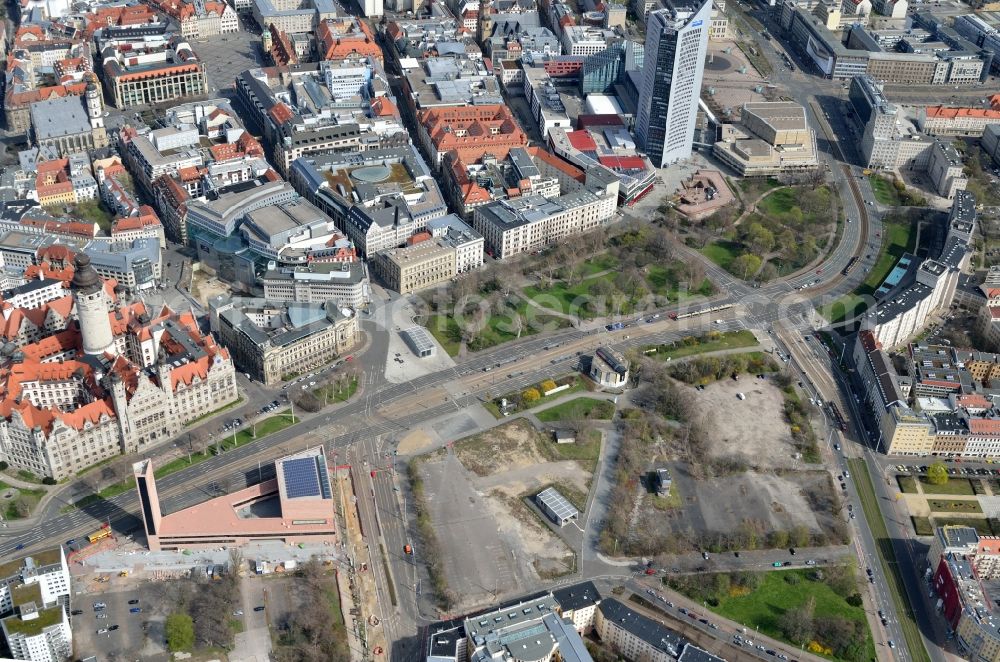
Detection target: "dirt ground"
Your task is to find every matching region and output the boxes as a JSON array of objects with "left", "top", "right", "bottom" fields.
[
  {"left": 697, "top": 376, "right": 804, "bottom": 468},
  {"left": 190, "top": 269, "right": 233, "bottom": 308},
  {"left": 414, "top": 420, "right": 591, "bottom": 609},
  {"left": 453, "top": 419, "right": 548, "bottom": 476},
  {"left": 672, "top": 466, "right": 834, "bottom": 534}
]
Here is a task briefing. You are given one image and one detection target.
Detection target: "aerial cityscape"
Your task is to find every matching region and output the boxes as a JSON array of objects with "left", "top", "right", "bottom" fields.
[{"left": 3, "top": 0, "right": 1000, "bottom": 658}]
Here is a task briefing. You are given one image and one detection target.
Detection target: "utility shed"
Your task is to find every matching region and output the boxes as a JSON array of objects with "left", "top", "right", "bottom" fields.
[{"left": 535, "top": 487, "right": 579, "bottom": 526}]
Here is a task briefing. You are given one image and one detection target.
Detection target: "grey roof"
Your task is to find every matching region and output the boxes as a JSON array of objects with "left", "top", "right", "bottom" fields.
[
  {"left": 940, "top": 525, "right": 979, "bottom": 549},
  {"left": 30, "top": 96, "right": 91, "bottom": 141},
  {"left": 552, "top": 581, "right": 601, "bottom": 612},
  {"left": 401, "top": 326, "right": 434, "bottom": 354},
  {"left": 598, "top": 598, "right": 686, "bottom": 655},
  {"left": 679, "top": 644, "right": 726, "bottom": 662},
  {"left": 214, "top": 296, "right": 353, "bottom": 349},
  {"left": 262, "top": 261, "right": 367, "bottom": 286},
  {"left": 536, "top": 487, "right": 578, "bottom": 521}
]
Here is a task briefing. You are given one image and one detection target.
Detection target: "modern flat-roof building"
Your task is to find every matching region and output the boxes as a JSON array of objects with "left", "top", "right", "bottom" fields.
[
  {"left": 209, "top": 295, "right": 360, "bottom": 385},
  {"left": 134, "top": 447, "right": 337, "bottom": 551},
  {"left": 260, "top": 261, "right": 370, "bottom": 308},
  {"left": 289, "top": 146, "right": 448, "bottom": 257},
  {"left": 0, "top": 548, "right": 71, "bottom": 662},
  {"left": 713, "top": 101, "right": 819, "bottom": 177},
  {"left": 425, "top": 581, "right": 603, "bottom": 661},
  {"left": 536, "top": 486, "right": 579, "bottom": 526},
  {"left": 235, "top": 59, "right": 407, "bottom": 175}
]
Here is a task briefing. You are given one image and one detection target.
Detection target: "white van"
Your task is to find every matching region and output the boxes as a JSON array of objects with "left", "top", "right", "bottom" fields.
[{"left": 737, "top": 392, "right": 746, "bottom": 400}]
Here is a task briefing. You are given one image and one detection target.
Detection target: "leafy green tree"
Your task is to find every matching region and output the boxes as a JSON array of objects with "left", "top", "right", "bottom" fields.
[
  {"left": 731, "top": 253, "right": 762, "bottom": 280},
  {"left": 927, "top": 462, "right": 949, "bottom": 485},
  {"left": 165, "top": 613, "right": 194, "bottom": 652}
]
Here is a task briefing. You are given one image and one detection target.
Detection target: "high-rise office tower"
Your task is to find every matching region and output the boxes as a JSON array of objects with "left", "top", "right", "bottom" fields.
[{"left": 635, "top": 0, "right": 712, "bottom": 167}]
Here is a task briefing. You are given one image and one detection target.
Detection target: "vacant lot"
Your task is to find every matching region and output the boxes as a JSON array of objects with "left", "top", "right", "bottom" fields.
[
  {"left": 413, "top": 420, "right": 599, "bottom": 608},
  {"left": 660, "top": 465, "right": 842, "bottom": 546},
  {"left": 697, "top": 376, "right": 806, "bottom": 469},
  {"left": 416, "top": 448, "right": 578, "bottom": 610}
]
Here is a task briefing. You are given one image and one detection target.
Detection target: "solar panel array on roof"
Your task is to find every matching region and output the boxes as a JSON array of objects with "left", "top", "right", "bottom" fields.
[{"left": 282, "top": 456, "right": 332, "bottom": 499}]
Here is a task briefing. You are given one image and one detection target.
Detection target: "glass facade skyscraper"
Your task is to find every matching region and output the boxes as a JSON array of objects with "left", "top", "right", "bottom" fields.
[{"left": 635, "top": 0, "right": 711, "bottom": 167}]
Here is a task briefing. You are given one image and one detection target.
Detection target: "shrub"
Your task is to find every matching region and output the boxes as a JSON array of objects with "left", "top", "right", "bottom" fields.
[
  {"left": 41, "top": 477, "right": 56, "bottom": 485},
  {"left": 540, "top": 379, "right": 557, "bottom": 393},
  {"left": 522, "top": 388, "right": 541, "bottom": 404},
  {"left": 0, "top": 461, "right": 7, "bottom": 471},
  {"left": 845, "top": 593, "right": 863, "bottom": 607}
]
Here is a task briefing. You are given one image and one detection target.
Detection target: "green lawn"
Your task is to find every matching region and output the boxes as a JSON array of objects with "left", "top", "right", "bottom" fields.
[
  {"left": 2, "top": 483, "right": 47, "bottom": 519},
  {"left": 312, "top": 377, "right": 359, "bottom": 405},
  {"left": 756, "top": 187, "right": 800, "bottom": 216},
  {"left": 919, "top": 476, "right": 974, "bottom": 496},
  {"left": 897, "top": 475, "right": 917, "bottom": 494},
  {"left": 65, "top": 199, "right": 116, "bottom": 232},
  {"left": 536, "top": 397, "right": 615, "bottom": 422},
  {"left": 168, "top": 413, "right": 298, "bottom": 477},
  {"left": 522, "top": 273, "right": 618, "bottom": 319},
  {"left": 423, "top": 310, "right": 571, "bottom": 357},
  {"left": 541, "top": 430, "right": 602, "bottom": 474},
  {"left": 674, "top": 570, "right": 874, "bottom": 662},
  {"left": 701, "top": 240, "right": 742, "bottom": 271},
  {"left": 927, "top": 498, "right": 982, "bottom": 513},
  {"left": 643, "top": 330, "right": 759, "bottom": 361},
  {"left": 820, "top": 219, "right": 917, "bottom": 325},
  {"left": 486, "top": 376, "right": 587, "bottom": 419},
  {"left": 646, "top": 264, "right": 713, "bottom": 299},
  {"left": 869, "top": 175, "right": 899, "bottom": 206}
]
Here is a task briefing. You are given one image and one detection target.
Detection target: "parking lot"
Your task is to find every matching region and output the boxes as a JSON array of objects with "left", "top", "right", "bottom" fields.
[
  {"left": 192, "top": 26, "right": 266, "bottom": 95},
  {"left": 72, "top": 585, "right": 166, "bottom": 661}
]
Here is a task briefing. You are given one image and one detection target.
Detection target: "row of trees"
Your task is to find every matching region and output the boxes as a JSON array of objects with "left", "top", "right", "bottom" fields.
[{"left": 666, "top": 353, "right": 777, "bottom": 385}]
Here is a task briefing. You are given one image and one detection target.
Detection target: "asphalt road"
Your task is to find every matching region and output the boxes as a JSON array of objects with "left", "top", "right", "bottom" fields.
[{"left": 4, "top": 8, "right": 957, "bottom": 661}]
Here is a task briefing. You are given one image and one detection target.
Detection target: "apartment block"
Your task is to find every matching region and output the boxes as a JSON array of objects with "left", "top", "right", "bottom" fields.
[
  {"left": 0, "top": 549, "right": 72, "bottom": 662},
  {"left": 473, "top": 183, "right": 616, "bottom": 259},
  {"left": 918, "top": 105, "right": 1000, "bottom": 137}
]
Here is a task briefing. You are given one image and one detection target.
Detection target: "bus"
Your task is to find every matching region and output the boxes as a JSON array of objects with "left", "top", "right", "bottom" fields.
[
  {"left": 841, "top": 256, "right": 859, "bottom": 276},
  {"left": 88, "top": 524, "right": 112, "bottom": 544}
]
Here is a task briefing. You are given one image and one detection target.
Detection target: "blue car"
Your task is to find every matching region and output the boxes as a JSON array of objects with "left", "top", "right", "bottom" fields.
[
  {"left": 129, "top": 608, "right": 142, "bottom": 614},
  {"left": 15, "top": 544, "right": 24, "bottom": 550}
]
